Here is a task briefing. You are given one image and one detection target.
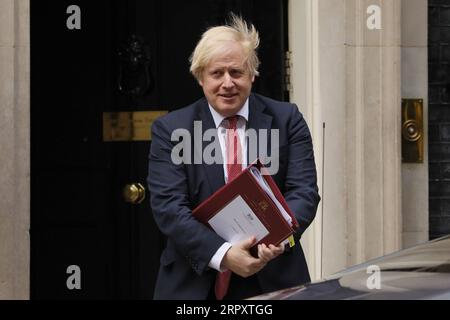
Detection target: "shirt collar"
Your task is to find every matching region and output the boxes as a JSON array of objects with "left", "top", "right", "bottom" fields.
[{"left": 208, "top": 98, "right": 249, "bottom": 129}]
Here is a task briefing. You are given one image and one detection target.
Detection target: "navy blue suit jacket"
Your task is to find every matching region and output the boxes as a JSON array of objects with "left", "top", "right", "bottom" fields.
[{"left": 147, "top": 93, "right": 320, "bottom": 299}]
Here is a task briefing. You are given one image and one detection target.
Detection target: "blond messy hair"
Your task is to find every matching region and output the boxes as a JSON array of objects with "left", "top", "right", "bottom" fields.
[{"left": 189, "top": 14, "right": 260, "bottom": 81}]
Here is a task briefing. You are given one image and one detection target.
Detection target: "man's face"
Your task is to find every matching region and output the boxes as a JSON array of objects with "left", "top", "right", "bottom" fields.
[{"left": 199, "top": 42, "right": 255, "bottom": 117}]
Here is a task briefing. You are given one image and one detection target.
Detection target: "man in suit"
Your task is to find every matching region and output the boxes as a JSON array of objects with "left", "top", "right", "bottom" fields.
[{"left": 147, "top": 15, "right": 320, "bottom": 300}]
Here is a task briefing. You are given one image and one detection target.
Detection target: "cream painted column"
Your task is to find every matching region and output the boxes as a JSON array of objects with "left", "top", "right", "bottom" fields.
[
  {"left": 289, "top": 0, "right": 402, "bottom": 279},
  {"left": 0, "top": 0, "right": 30, "bottom": 299},
  {"left": 317, "top": 0, "right": 349, "bottom": 277},
  {"left": 345, "top": 0, "right": 402, "bottom": 266},
  {"left": 289, "top": 0, "right": 326, "bottom": 281},
  {"left": 401, "top": 0, "right": 429, "bottom": 248}
]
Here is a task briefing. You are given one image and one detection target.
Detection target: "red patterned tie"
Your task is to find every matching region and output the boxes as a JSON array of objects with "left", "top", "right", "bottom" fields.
[{"left": 215, "top": 115, "right": 243, "bottom": 300}]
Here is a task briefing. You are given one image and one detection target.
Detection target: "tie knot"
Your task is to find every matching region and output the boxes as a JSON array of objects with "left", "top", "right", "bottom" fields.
[{"left": 224, "top": 116, "right": 239, "bottom": 130}]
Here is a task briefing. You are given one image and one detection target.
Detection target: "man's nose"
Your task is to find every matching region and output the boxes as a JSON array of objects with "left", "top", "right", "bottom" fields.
[{"left": 222, "top": 73, "right": 234, "bottom": 88}]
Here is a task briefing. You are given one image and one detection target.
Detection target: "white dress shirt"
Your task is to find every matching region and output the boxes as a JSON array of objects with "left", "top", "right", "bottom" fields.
[{"left": 207, "top": 98, "right": 249, "bottom": 272}]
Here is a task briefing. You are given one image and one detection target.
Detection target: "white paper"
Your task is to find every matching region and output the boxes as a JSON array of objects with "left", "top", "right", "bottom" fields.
[{"left": 208, "top": 195, "right": 269, "bottom": 244}]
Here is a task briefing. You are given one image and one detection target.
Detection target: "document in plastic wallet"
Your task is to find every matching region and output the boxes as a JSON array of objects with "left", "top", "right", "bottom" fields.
[{"left": 192, "top": 160, "right": 299, "bottom": 252}]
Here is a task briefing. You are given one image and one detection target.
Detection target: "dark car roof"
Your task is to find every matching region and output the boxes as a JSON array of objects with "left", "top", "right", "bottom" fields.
[{"left": 249, "top": 235, "right": 450, "bottom": 300}]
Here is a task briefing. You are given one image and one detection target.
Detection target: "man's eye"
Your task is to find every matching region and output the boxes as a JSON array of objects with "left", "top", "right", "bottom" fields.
[{"left": 230, "top": 70, "right": 244, "bottom": 77}]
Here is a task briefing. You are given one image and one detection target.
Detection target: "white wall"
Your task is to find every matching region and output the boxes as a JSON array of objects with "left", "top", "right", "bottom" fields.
[
  {"left": 289, "top": 0, "right": 348, "bottom": 280},
  {"left": 0, "top": 0, "right": 30, "bottom": 299},
  {"left": 289, "top": 0, "right": 403, "bottom": 280}
]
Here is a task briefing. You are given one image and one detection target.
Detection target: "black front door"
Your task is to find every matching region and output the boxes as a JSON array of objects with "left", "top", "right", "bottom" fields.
[{"left": 31, "top": 0, "right": 288, "bottom": 299}]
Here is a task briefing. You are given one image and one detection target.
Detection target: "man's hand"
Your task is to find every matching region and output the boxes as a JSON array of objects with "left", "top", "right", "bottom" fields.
[
  {"left": 257, "top": 243, "right": 284, "bottom": 264},
  {"left": 220, "top": 237, "right": 284, "bottom": 278}
]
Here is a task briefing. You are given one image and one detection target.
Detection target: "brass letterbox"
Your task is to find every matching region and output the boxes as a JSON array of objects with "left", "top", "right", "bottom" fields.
[
  {"left": 402, "top": 99, "right": 423, "bottom": 163},
  {"left": 103, "top": 111, "right": 167, "bottom": 142}
]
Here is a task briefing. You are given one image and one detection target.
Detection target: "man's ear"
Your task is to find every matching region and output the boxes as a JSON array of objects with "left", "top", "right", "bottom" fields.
[
  {"left": 198, "top": 73, "right": 204, "bottom": 86},
  {"left": 251, "top": 75, "right": 255, "bottom": 83}
]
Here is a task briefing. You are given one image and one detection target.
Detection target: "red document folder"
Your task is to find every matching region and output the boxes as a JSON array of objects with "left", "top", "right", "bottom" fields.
[{"left": 192, "top": 160, "right": 299, "bottom": 249}]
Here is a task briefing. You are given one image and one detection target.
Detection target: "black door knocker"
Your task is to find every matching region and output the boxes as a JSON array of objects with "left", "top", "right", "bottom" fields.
[{"left": 117, "top": 35, "right": 154, "bottom": 98}]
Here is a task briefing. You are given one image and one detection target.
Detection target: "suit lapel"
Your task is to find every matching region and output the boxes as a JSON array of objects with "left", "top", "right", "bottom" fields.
[
  {"left": 197, "top": 101, "right": 225, "bottom": 194},
  {"left": 247, "top": 94, "right": 273, "bottom": 164}
]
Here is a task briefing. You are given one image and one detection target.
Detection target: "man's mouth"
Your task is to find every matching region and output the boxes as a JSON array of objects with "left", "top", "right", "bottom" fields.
[{"left": 219, "top": 93, "right": 238, "bottom": 99}]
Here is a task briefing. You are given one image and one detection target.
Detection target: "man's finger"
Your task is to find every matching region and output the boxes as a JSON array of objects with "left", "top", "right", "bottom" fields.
[
  {"left": 241, "top": 236, "right": 257, "bottom": 249},
  {"left": 269, "top": 244, "right": 283, "bottom": 253},
  {"left": 257, "top": 244, "right": 263, "bottom": 259},
  {"left": 258, "top": 245, "right": 271, "bottom": 263}
]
